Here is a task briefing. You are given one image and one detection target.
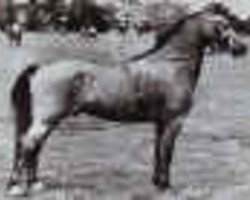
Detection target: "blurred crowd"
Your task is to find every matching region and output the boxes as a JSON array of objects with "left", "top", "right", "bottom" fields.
[{"left": 0, "top": 0, "right": 250, "bottom": 37}]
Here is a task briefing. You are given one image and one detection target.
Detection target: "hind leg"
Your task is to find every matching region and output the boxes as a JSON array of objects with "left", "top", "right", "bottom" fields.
[
  {"left": 7, "top": 119, "right": 51, "bottom": 196},
  {"left": 7, "top": 138, "right": 23, "bottom": 190}
]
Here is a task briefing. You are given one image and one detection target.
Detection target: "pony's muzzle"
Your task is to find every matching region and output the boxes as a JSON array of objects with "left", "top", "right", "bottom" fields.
[
  {"left": 231, "top": 41, "right": 248, "bottom": 57},
  {"left": 225, "top": 33, "right": 248, "bottom": 57},
  {"left": 219, "top": 28, "right": 248, "bottom": 57}
]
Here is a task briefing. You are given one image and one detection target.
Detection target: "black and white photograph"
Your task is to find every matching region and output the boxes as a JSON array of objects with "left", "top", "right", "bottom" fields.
[{"left": 1, "top": 0, "right": 250, "bottom": 199}]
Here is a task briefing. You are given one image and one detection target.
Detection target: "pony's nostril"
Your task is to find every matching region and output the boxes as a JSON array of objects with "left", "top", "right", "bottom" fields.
[
  {"left": 240, "top": 45, "right": 248, "bottom": 54},
  {"left": 232, "top": 43, "right": 248, "bottom": 56}
]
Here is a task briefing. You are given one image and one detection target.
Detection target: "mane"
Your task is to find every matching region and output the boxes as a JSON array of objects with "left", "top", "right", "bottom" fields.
[{"left": 127, "top": 11, "right": 203, "bottom": 62}]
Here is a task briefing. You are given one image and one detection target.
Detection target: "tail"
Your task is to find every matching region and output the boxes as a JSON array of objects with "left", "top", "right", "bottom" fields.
[{"left": 11, "top": 64, "right": 40, "bottom": 135}]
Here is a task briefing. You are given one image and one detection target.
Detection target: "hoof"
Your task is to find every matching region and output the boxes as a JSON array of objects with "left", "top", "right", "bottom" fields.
[
  {"left": 6, "top": 184, "right": 29, "bottom": 197},
  {"left": 30, "top": 181, "right": 46, "bottom": 193},
  {"left": 152, "top": 175, "right": 171, "bottom": 190}
]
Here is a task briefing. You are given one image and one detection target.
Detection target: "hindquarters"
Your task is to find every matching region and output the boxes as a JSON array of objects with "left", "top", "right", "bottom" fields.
[{"left": 8, "top": 62, "right": 94, "bottom": 196}]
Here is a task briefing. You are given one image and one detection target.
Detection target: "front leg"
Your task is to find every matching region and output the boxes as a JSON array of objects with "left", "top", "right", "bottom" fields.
[{"left": 152, "top": 114, "right": 185, "bottom": 189}]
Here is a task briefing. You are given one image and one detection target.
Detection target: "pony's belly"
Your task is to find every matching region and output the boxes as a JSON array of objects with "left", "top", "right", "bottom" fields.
[{"left": 76, "top": 100, "right": 156, "bottom": 122}]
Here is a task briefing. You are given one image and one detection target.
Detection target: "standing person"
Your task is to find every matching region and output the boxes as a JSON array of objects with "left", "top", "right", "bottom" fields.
[{"left": 6, "top": 21, "right": 23, "bottom": 46}]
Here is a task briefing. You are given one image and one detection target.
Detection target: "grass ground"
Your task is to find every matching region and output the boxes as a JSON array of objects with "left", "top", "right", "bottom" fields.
[{"left": 1, "top": 31, "right": 250, "bottom": 199}]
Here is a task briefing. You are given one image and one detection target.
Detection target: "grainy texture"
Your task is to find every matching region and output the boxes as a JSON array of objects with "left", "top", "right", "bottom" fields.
[{"left": 1, "top": 29, "right": 250, "bottom": 199}]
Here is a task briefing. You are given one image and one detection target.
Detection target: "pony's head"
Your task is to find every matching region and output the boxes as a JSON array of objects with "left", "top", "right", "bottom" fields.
[
  {"left": 126, "top": 10, "right": 247, "bottom": 63},
  {"left": 198, "top": 12, "right": 247, "bottom": 56}
]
